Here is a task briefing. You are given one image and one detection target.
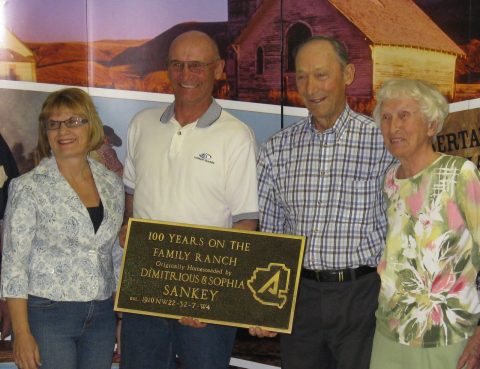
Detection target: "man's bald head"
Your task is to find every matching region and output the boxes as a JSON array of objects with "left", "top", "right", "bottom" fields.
[{"left": 168, "top": 31, "right": 220, "bottom": 61}]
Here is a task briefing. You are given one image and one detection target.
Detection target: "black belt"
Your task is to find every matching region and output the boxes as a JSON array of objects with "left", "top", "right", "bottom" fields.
[{"left": 301, "top": 266, "right": 376, "bottom": 283}]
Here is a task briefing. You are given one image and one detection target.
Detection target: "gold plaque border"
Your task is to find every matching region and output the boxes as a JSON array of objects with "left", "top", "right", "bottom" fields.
[{"left": 114, "top": 218, "right": 306, "bottom": 333}]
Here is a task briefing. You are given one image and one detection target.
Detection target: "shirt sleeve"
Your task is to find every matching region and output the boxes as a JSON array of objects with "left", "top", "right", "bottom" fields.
[
  {"left": 225, "top": 128, "right": 259, "bottom": 223},
  {"left": 123, "top": 117, "right": 139, "bottom": 194},
  {"left": 369, "top": 149, "right": 393, "bottom": 250},
  {"left": 257, "top": 143, "right": 285, "bottom": 233},
  {"left": 1, "top": 178, "right": 37, "bottom": 298},
  {"left": 457, "top": 160, "right": 480, "bottom": 269}
]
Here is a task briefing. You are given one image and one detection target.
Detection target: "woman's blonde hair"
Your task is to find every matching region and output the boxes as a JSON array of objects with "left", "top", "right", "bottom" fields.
[{"left": 36, "top": 88, "right": 104, "bottom": 161}]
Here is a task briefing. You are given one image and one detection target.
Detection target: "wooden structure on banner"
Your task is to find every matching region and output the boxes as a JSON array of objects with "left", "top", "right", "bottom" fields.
[{"left": 0, "top": 27, "right": 36, "bottom": 82}]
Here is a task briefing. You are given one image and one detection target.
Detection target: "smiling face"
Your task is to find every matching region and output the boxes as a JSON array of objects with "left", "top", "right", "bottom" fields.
[
  {"left": 46, "top": 108, "right": 91, "bottom": 162},
  {"left": 379, "top": 98, "right": 436, "bottom": 163},
  {"left": 167, "top": 32, "right": 224, "bottom": 117},
  {"left": 295, "top": 40, "right": 355, "bottom": 131}
]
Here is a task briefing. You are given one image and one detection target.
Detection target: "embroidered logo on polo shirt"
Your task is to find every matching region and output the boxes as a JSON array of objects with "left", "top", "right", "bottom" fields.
[{"left": 194, "top": 152, "right": 215, "bottom": 164}]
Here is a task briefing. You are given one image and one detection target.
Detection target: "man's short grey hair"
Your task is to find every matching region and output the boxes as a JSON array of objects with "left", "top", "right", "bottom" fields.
[
  {"left": 372, "top": 78, "right": 449, "bottom": 134},
  {"left": 294, "top": 35, "right": 350, "bottom": 68}
]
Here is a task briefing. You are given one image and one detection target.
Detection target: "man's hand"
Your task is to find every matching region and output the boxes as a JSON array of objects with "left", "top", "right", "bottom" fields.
[
  {"left": 248, "top": 326, "right": 277, "bottom": 338},
  {"left": 178, "top": 317, "right": 206, "bottom": 329},
  {"left": 457, "top": 327, "right": 480, "bottom": 369}
]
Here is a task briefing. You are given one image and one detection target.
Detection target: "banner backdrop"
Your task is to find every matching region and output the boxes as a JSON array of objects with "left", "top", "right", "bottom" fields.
[{"left": 0, "top": 0, "right": 478, "bottom": 108}]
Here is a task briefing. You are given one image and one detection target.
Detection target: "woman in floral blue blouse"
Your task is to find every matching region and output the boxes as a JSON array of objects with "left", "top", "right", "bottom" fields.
[{"left": 1, "top": 88, "right": 124, "bottom": 369}]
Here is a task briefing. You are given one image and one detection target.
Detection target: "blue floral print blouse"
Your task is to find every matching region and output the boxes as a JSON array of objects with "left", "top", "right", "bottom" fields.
[{"left": 1, "top": 156, "right": 124, "bottom": 301}]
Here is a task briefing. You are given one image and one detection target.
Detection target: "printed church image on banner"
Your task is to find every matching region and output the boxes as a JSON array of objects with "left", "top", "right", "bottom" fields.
[{"left": 227, "top": 0, "right": 466, "bottom": 109}]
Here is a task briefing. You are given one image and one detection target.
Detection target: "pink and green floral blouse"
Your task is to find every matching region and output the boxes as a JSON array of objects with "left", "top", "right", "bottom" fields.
[{"left": 376, "top": 154, "right": 480, "bottom": 347}]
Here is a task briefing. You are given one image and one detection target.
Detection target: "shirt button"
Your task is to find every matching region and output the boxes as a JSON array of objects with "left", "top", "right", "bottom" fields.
[
  {"left": 320, "top": 171, "right": 325, "bottom": 176},
  {"left": 177, "top": 131, "right": 182, "bottom": 135}
]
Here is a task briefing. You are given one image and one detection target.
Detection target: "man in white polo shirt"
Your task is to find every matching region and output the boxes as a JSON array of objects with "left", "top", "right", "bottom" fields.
[{"left": 120, "top": 30, "right": 259, "bottom": 369}]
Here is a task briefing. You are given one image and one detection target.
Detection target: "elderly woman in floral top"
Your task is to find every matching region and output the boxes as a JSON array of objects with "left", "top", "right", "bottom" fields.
[{"left": 370, "top": 79, "right": 480, "bottom": 369}]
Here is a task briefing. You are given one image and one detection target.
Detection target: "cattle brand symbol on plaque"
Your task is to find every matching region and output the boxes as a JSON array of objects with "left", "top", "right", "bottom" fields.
[{"left": 247, "top": 263, "right": 291, "bottom": 308}]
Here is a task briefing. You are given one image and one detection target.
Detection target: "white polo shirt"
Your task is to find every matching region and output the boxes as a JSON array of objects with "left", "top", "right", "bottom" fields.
[{"left": 123, "top": 99, "right": 259, "bottom": 228}]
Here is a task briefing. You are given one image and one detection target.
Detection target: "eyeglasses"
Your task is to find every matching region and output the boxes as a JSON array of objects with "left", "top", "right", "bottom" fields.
[
  {"left": 167, "top": 59, "right": 218, "bottom": 74},
  {"left": 45, "top": 116, "right": 89, "bottom": 130}
]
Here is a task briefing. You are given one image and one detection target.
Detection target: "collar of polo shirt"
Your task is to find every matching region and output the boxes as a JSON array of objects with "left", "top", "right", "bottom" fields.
[{"left": 160, "top": 98, "right": 222, "bottom": 128}]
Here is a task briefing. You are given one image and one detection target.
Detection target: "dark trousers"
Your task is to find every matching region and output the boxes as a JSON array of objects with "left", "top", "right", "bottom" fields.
[
  {"left": 281, "top": 272, "right": 380, "bottom": 369},
  {"left": 120, "top": 313, "right": 236, "bottom": 369}
]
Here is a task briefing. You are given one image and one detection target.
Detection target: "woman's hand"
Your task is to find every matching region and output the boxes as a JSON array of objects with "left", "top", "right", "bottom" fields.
[
  {"left": 7, "top": 298, "right": 41, "bottom": 369},
  {"left": 457, "top": 327, "right": 480, "bottom": 369},
  {"left": 114, "top": 313, "right": 122, "bottom": 361},
  {"left": 13, "top": 331, "right": 41, "bottom": 369},
  {"left": 119, "top": 224, "right": 128, "bottom": 248}
]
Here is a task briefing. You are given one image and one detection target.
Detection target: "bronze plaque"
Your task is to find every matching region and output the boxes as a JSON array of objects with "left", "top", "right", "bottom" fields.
[{"left": 115, "top": 218, "right": 306, "bottom": 333}]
